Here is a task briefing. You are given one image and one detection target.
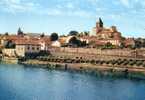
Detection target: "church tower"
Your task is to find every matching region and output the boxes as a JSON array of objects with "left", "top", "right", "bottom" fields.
[{"left": 96, "top": 18, "right": 103, "bottom": 33}]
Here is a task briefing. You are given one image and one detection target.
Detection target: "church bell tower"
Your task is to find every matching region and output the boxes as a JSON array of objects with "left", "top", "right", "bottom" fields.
[{"left": 96, "top": 18, "right": 103, "bottom": 33}]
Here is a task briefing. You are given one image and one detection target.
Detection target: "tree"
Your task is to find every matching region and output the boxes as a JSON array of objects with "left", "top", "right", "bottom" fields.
[
  {"left": 17, "top": 27, "right": 23, "bottom": 36},
  {"left": 69, "top": 31, "right": 79, "bottom": 36},
  {"left": 79, "top": 32, "right": 84, "bottom": 37},
  {"left": 68, "top": 36, "right": 81, "bottom": 47},
  {"left": 119, "top": 42, "right": 125, "bottom": 49},
  {"left": 134, "top": 39, "right": 142, "bottom": 49},
  {"left": 40, "top": 33, "right": 45, "bottom": 38},
  {"left": 8, "top": 41, "right": 15, "bottom": 48},
  {"left": 84, "top": 31, "right": 89, "bottom": 36},
  {"left": 4, "top": 40, "right": 15, "bottom": 48},
  {"left": 103, "top": 42, "right": 114, "bottom": 49},
  {"left": 4, "top": 32, "right": 9, "bottom": 36},
  {"left": 142, "top": 39, "right": 145, "bottom": 47},
  {"left": 50, "top": 33, "right": 59, "bottom": 41}
]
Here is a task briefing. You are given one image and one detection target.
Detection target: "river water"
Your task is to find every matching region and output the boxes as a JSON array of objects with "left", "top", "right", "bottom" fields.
[{"left": 0, "top": 64, "right": 145, "bottom": 100}]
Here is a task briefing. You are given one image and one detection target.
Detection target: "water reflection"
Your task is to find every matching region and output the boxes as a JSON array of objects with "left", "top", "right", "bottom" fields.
[{"left": 0, "top": 64, "right": 144, "bottom": 100}]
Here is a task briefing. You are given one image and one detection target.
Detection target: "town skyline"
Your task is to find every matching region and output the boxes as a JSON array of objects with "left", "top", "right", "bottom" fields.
[{"left": 0, "top": 0, "right": 145, "bottom": 37}]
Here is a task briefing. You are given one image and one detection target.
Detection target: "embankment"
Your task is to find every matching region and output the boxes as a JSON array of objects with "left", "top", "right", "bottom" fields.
[{"left": 20, "top": 60, "right": 145, "bottom": 80}]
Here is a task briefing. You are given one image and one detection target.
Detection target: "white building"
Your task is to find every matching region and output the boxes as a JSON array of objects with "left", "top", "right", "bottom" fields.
[
  {"left": 15, "top": 40, "right": 41, "bottom": 57},
  {"left": 51, "top": 41, "right": 61, "bottom": 47},
  {"left": 90, "top": 27, "right": 96, "bottom": 36}
]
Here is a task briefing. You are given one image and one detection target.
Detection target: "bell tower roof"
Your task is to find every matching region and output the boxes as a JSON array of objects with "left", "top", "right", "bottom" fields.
[{"left": 99, "top": 17, "right": 103, "bottom": 28}]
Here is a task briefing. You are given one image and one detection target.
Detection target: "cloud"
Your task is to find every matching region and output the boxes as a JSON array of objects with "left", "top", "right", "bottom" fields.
[
  {"left": 66, "top": 2, "right": 74, "bottom": 9},
  {"left": 120, "top": 0, "right": 130, "bottom": 7},
  {"left": 0, "top": 0, "right": 39, "bottom": 13},
  {"left": 0, "top": 0, "right": 145, "bottom": 20},
  {"left": 0, "top": 0, "right": 91, "bottom": 18}
]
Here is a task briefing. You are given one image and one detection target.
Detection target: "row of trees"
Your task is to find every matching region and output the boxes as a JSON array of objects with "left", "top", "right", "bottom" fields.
[{"left": 38, "top": 56, "right": 145, "bottom": 67}]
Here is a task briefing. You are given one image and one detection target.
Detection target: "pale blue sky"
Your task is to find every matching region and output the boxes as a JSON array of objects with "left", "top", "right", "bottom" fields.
[{"left": 0, "top": 0, "right": 145, "bottom": 37}]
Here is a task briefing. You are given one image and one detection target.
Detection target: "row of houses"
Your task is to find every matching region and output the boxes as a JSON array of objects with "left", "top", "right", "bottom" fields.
[
  {"left": 0, "top": 18, "right": 136, "bottom": 58},
  {"left": 1, "top": 34, "right": 83, "bottom": 57},
  {"left": 1, "top": 35, "right": 51, "bottom": 57},
  {"left": 0, "top": 34, "right": 136, "bottom": 58}
]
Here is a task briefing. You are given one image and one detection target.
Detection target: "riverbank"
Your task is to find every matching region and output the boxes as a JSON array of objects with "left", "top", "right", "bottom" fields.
[{"left": 20, "top": 60, "right": 145, "bottom": 80}]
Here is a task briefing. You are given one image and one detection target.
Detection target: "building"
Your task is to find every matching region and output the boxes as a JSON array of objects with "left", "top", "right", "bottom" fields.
[
  {"left": 86, "top": 18, "right": 123, "bottom": 46},
  {"left": 1, "top": 35, "right": 44, "bottom": 57},
  {"left": 15, "top": 40, "right": 41, "bottom": 57},
  {"left": 124, "top": 38, "right": 135, "bottom": 47},
  {"left": 39, "top": 37, "right": 51, "bottom": 51},
  {"left": 51, "top": 41, "right": 61, "bottom": 47},
  {"left": 90, "top": 27, "right": 96, "bottom": 36},
  {"left": 2, "top": 48, "right": 16, "bottom": 57},
  {"left": 95, "top": 18, "right": 122, "bottom": 40}
]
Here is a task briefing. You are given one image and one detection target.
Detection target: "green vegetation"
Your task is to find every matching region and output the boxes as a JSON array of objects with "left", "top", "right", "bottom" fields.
[
  {"left": 119, "top": 43, "right": 125, "bottom": 49},
  {"left": 69, "top": 31, "right": 79, "bottom": 36},
  {"left": 4, "top": 32, "right": 9, "bottom": 36},
  {"left": 37, "top": 56, "right": 145, "bottom": 68},
  {"left": 67, "top": 36, "right": 87, "bottom": 47},
  {"left": 50, "top": 32, "right": 59, "bottom": 41},
  {"left": 102, "top": 42, "right": 115, "bottom": 49},
  {"left": 40, "top": 33, "right": 45, "bottom": 38},
  {"left": 4, "top": 40, "right": 15, "bottom": 48}
]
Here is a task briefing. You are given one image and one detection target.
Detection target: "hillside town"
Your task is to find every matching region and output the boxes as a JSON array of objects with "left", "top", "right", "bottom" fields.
[{"left": 0, "top": 18, "right": 145, "bottom": 61}]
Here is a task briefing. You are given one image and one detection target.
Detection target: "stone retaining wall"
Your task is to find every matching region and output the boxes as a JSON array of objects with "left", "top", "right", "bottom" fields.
[{"left": 48, "top": 47, "right": 145, "bottom": 60}]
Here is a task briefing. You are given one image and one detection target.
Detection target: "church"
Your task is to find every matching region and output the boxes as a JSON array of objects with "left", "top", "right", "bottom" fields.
[
  {"left": 89, "top": 18, "right": 122, "bottom": 46},
  {"left": 91, "top": 18, "right": 122, "bottom": 40}
]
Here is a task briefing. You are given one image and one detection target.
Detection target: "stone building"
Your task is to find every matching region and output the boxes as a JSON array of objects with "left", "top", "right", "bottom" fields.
[
  {"left": 1, "top": 35, "right": 51, "bottom": 57},
  {"left": 87, "top": 18, "right": 122, "bottom": 46},
  {"left": 15, "top": 40, "right": 41, "bottom": 57},
  {"left": 2, "top": 39, "right": 41, "bottom": 58},
  {"left": 95, "top": 18, "right": 122, "bottom": 40},
  {"left": 124, "top": 38, "right": 135, "bottom": 47}
]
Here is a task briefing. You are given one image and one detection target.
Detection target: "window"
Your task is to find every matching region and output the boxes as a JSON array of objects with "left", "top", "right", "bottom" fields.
[
  {"left": 37, "top": 47, "right": 39, "bottom": 50},
  {"left": 32, "top": 47, "right": 35, "bottom": 50},
  {"left": 27, "top": 46, "right": 30, "bottom": 50}
]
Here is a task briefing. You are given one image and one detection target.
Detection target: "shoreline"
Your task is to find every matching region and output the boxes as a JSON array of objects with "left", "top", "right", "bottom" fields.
[{"left": 20, "top": 60, "right": 145, "bottom": 80}]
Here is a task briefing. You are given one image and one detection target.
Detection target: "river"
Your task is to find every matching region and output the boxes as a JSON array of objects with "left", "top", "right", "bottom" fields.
[{"left": 0, "top": 64, "right": 145, "bottom": 100}]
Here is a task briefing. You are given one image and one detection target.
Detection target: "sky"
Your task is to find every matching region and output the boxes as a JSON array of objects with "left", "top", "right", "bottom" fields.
[{"left": 0, "top": 0, "right": 145, "bottom": 37}]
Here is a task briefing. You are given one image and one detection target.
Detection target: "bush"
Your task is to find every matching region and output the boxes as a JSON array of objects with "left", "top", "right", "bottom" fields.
[
  {"left": 111, "top": 60, "right": 117, "bottom": 65},
  {"left": 3, "top": 40, "right": 15, "bottom": 48},
  {"left": 50, "top": 33, "right": 59, "bottom": 41},
  {"left": 129, "top": 62, "right": 135, "bottom": 66},
  {"left": 90, "top": 60, "right": 96, "bottom": 64},
  {"left": 105, "top": 61, "right": 110, "bottom": 64},
  {"left": 136, "top": 61, "right": 143, "bottom": 66}
]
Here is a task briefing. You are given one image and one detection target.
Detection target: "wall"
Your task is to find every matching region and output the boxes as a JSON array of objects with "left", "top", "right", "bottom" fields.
[
  {"left": 16, "top": 45, "right": 41, "bottom": 57},
  {"left": 16, "top": 45, "right": 25, "bottom": 57},
  {"left": 2, "top": 49, "right": 16, "bottom": 57},
  {"left": 48, "top": 47, "right": 142, "bottom": 60}
]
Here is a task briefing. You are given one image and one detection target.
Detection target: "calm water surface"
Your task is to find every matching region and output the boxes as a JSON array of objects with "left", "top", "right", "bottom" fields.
[{"left": 0, "top": 64, "right": 145, "bottom": 100}]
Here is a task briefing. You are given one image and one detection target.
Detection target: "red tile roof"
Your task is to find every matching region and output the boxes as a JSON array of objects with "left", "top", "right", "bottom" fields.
[{"left": 3, "top": 35, "right": 51, "bottom": 46}]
